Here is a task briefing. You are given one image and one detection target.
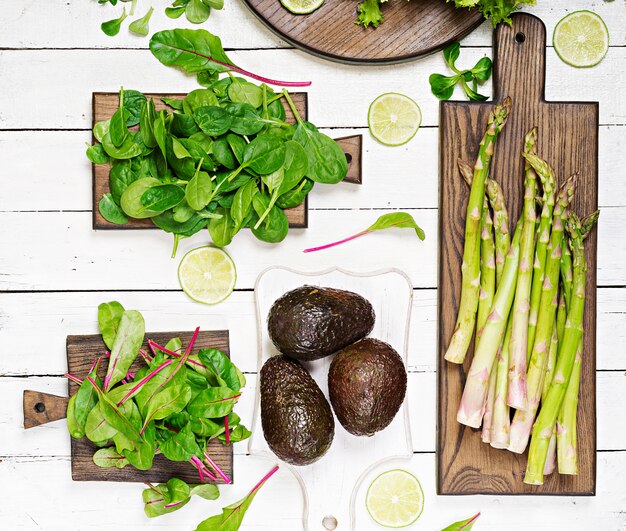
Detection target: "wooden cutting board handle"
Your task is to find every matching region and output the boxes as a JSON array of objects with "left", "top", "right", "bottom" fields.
[
  {"left": 23, "top": 390, "right": 68, "bottom": 429},
  {"left": 493, "top": 13, "right": 546, "bottom": 104},
  {"left": 335, "top": 135, "right": 362, "bottom": 184}
]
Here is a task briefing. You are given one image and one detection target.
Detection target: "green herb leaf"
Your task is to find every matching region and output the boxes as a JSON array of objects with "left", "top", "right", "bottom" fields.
[
  {"left": 443, "top": 41, "right": 461, "bottom": 71},
  {"left": 86, "top": 143, "right": 109, "bottom": 164},
  {"left": 101, "top": 8, "right": 128, "bottom": 37},
  {"left": 429, "top": 73, "right": 459, "bottom": 100},
  {"left": 129, "top": 7, "right": 154, "bottom": 37},
  {"left": 471, "top": 56, "right": 493, "bottom": 82}
]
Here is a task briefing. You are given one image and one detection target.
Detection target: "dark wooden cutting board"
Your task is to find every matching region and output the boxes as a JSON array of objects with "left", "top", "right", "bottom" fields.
[
  {"left": 24, "top": 330, "right": 234, "bottom": 484},
  {"left": 242, "top": 0, "right": 484, "bottom": 64},
  {"left": 92, "top": 92, "right": 362, "bottom": 230},
  {"left": 438, "top": 14, "right": 598, "bottom": 495}
]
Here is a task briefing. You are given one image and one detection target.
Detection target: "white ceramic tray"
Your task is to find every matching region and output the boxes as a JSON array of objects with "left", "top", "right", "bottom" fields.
[{"left": 249, "top": 266, "right": 414, "bottom": 530}]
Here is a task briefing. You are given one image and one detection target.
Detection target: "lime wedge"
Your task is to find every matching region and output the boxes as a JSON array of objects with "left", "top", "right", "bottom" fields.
[
  {"left": 553, "top": 11, "right": 609, "bottom": 68},
  {"left": 366, "top": 469, "right": 424, "bottom": 528},
  {"left": 178, "top": 246, "right": 236, "bottom": 305},
  {"left": 368, "top": 93, "right": 421, "bottom": 147},
  {"left": 280, "top": 0, "right": 325, "bottom": 15}
]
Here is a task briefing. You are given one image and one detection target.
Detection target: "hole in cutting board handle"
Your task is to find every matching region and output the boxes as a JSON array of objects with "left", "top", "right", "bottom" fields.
[
  {"left": 515, "top": 32, "right": 526, "bottom": 43},
  {"left": 34, "top": 402, "right": 46, "bottom": 413},
  {"left": 322, "top": 515, "right": 338, "bottom": 529}
]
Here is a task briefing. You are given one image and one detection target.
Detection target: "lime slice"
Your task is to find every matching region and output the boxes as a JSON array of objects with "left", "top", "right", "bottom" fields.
[
  {"left": 368, "top": 93, "right": 421, "bottom": 147},
  {"left": 178, "top": 246, "right": 236, "bottom": 305},
  {"left": 553, "top": 11, "right": 609, "bottom": 68},
  {"left": 366, "top": 469, "right": 424, "bottom": 528},
  {"left": 280, "top": 0, "right": 325, "bottom": 15}
]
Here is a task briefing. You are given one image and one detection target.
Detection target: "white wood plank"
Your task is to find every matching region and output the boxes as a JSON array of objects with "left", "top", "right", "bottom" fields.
[
  {"left": 1, "top": 47, "right": 624, "bottom": 129},
  {"left": 1, "top": 0, "right": 624, "bottom": 49},
  {"left": 3, "top": 125, "right": 623, "bottom": 212},
  {"left": 1, "top": 452, "right": 625, "bottom": 530},
  {"left": 0, "top": 206, "right": 621, "bottom": 291}
]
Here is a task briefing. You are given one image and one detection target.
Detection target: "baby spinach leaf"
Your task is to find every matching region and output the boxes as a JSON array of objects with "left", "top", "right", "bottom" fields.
[
  {"left": 184, "top": 89, "right": 220, "bottom": 114},
  {"left": 197, "top": 348, "right": 246, "bottom": 391},
  {"left": 276, "top": 178, "right": 313, "bottom": 209},
  {"left": 152, "top": 211, "right": 208, "bottom": 237},
  {"left": 187, "top": 387, "right": 240, "bottom": 418},
  {"left": 98, "top": 301, "right": 125, "bottom": 350},
  {"left": 93, "top": 447, "right": 129, "bottom": 469},
  {"left": 141, "top": 184, "right": 185, "bottom": 212},
  {"left": 226, "top": 103, "right": 264, "bottom": 136},
  {"left": 99, "top": 193, "right": 129, "bottom": 225},
  {"left": 140, "top": 98, "right": 158, "bottom": 148},
  {"left": 231, "top": 180, "right": 257, "bottom": 228},
  {"left": 86, "top": 143, "right": 109, "bottom": 164},
  {"left": 280, "top": 140, "right": 308, "bottom": 193},
  {"left": 162, "top": 97, "right": 185, "bottom": 111},
  {"left": 186, "top": 0, "right": 211, "bottom": 24},
  {"left": 172, "top": 113, "right": 201, "bottom": 137},
  {"left": 101, "top": 132, "right": 142, "bottom": 160},
  {"left": 293, "top": 122, "right": 347, "bottom": 184},
  {"left": 121, "top": 177, "right": 165, "bottom": 218},
  {"left": 129, "top": 7, "right": 154, "bottom": 37},
  {"left": 105, "top": 309, "right": 145, "bottom": 390},
  {"left": 171, "top": 136, "right": 192, "bottom": 159},
  {"left": 212, "top": 139, "right": 237, "bottom": 169},
  {"left": 101, "top": 8, "right": 127, "bottom": 36},
  {"left": 93, "top": 120, "right": 110, "bottom": 143},
  {"left": 441, "top": 512, "right": 480, "bottom": 531},
  {"left": 227, "top": 134, "right": 246, "bottom": 164},
  {"left": 109, "top": 160, "right": 137, "bottom": 201},
  {"left": 242, "top": 134, "right": 285, "bottom": 175},
  {"left": 250, "top": 193, "right": 289, "bottom": 243},
  {"left": 194, "top": 106, "right": 232, "bottom": 136},
  {"left": 228, "top": 77, "right": 263, "bottom": 108},
  {"left": 208, "top": 207, "right": 235, "bottom": 247},
  {"left": 110, "top": 90, "right": 130, "bottom": 147},
  {"left": 123, "top": 90, "right": 147, "bottom": 127},
  {"left": 186, "top": 164, "right": 213, "bottom": 211}
]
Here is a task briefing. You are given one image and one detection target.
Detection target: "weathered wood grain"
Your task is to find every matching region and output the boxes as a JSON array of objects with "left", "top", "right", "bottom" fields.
[
  {"left": 242, "top": 0, "right": 483, "bottom": 63},
  {"left": 23, "top": 391, "right": 68, "bottom": 429},
  {"left": 92, "top": 92, "right": 361, "bottom": 230},
  {"left": 438, "top": 14, "right": 598, "bottom": 495},
  {"left": 57, "top": 330, "right": 231, "bottom": 483}
]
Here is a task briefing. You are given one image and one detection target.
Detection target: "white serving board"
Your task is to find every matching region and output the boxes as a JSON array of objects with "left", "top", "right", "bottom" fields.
[{"left": 249, "top": 266, "right": 414, "bottom": 530}]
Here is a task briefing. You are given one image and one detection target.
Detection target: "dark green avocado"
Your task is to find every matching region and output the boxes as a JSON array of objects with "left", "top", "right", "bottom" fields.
[
  {"left": 260, "top": 355, "right": 334, "bottom": 466},
  {"left": 328, "top": 338, "right": 407, "bottom": 436},
  {"left": 267, "top": 285, "right": 375, "bottom": 362}
]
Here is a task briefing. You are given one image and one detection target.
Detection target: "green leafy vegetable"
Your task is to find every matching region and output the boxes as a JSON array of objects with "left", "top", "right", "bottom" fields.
[
  {"left": 101, "top": 8, "right": 128, "bottom": 37},
  {"left": 129, "top": 7, "right": 154, "bottom": 37},
  {"left": 447, "top": 0, "right": 536, "bottom": 26},
  {"left": 429, "top": 42, "right": 492, "bottom": 102},
  {"left": 441, "top": 512, "right": 481, "bottom": 531},
  {"left": 98, "top": 301, "right": 125, "bottom": 350},
  {"left": 143, "top": 478, "right": 219, "bottom": 518},
  {"left": 104, "top": 309, "right": 145, "bottom": 390},
  {"left": 356, "top": 0, "right": 384, "bottom": 28},
  {"left": 93, "top": 447, "right": 130, "bottom": 469},
  {"left": 195, "top": 465, "right": 279, "bottom": 531},
  {"left": 304, "top": 212, "right": 426, "bottom": 253}
]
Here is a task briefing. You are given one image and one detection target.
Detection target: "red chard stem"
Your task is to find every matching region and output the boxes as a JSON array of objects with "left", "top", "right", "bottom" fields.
[
  {"left": 303, "top": 230, "right": 369, "bottom": 253},
  {"left": 204, "top": 452, "right": 231, "bottom": 484},
  {"left": 224, "top": 415, "right": 230, "bottom": 445},
  {"left": 116, "top": 359, "right": 174, "bottom": 406}
]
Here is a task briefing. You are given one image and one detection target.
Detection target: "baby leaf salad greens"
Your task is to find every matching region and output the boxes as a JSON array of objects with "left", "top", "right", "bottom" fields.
[
  {"left": 429, "top": 42, "right": 492, "bottom": 102},
  {"left": 88, "top": 30, "right": 347, "bottom": 254},
  {"left": 66, "top": 301, "right": 277, "bottom": 529},
  {"left": 66, "top": 301, "right": 250, "bottom": 480}
]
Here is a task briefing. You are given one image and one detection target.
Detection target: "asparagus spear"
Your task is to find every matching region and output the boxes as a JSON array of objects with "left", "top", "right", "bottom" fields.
[
  {"left": 556, "top": 210, "right": 599, "bottom": 475},
  {"left": 486, "top": 178, "right": 511, "bottom": 284},
  {"left": 482, "top": 358, "right": 498, "bottom": 443},
  {"left": 524, "top": 213, "right": 587, "bottom": 485},
  {"left": 457, "top": 221, "right": 522, "bottom": 428},
  {"left": 445, "top": 98, "right": 512, "bottom": 365},
  {"left": 490, "top": 313, "right": 513, "bottom": 448},
  {"left": 508, "top": 176, "right": 577, "bottom": 453},
  {"left": 541, "top": 322, "right": 559, "bottom": 475},
  {"left": 555, "top": 290, "right": 567, "bottom": 345},
  {"left": 525, "top": 153, "right": 557, "bottom": 360},
  {"left": 507, "top": 129, "right": 539, "bottom": 411}
]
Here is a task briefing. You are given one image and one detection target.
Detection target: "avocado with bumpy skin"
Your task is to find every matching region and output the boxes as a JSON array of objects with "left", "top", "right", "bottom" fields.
[
  {"left": 267, "top": 285, "right": 375, "bottom": 362},
  {"left": 328, "top": 338, "right": 407, "bottom": 436},
  {"left": 260, "top": 355, "right": 334, "bottom": 465}
]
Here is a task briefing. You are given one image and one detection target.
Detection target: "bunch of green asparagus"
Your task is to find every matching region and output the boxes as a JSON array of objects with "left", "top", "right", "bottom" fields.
[{"left": 444, "top": 97, "right": 599, "bottom": 485}]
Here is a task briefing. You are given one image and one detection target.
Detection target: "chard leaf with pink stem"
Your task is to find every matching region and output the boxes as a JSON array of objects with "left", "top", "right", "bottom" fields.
[
  {"left": 441, "top": 512, "right": 481, "bottom": 531},
  {"left": 304, "top": 212, "right": 426, "bottom": 253}
]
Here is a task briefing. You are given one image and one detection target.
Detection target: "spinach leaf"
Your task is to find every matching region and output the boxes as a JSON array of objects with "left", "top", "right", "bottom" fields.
[
  {"left": 184, "top": 89, "right": 219, "bottom": 114},
  {"left": 171, "top": 112, "right": 201, "bottom": 137},
  {"left": 123, "top": 90, "right": 147, "bottom": 127},
  {"left": 121, "top": 177, "right": 165, "bottom": 218},
  {"left": 250, "top": 193, "right": 289, "bottom": 243},
  {"left": 86, "top": 143, "right": 109, "bottom": 164},
  {"left": 104, "top": 309, "right": 145, "bottom": 390},
  {"left": 242, "top": 134, "right": 285, "bottom": 174},
  {"left": 276, "top": 178, "right": 314, "bottom": 209},
  {"left": 162, "top": 97, "right": 185, "bottom": 111},
  {"left": 227, "top": 134, "right": 246, "bottom": 164},
  {"left": 208, "top": 207, "right": 235, "bottom": 247},
  {"left": 110, "top": 89, "right": 130, "bottom": 147},
  {"left": 140, "top": 98, "right": 158, "bottom": 148},
  {"left": 93, "top": 120, "right": 110, "bottom": 143},
  {"left": 212, "top": 139, "right": 237, "bottom": 169},
  {"left": 101, "top": 132, "right": 142, "bottom": 159},
  {"left": 99, "top": 193, "right": 129, "bottom": 225},
  {"left": 186, "top": 162, "right": 213, "bottom": 210},
  {"left": 231, "top": 180, "right": 257, "bottom": 229},
  {"left": 226, "top": 103, "right": 264, "bottom": 136},
  {"left": 98, "top": 301, "right": 125, "bottom": 350},
  {"left": 141, "top": 184, "right": 185, "bottom": 212},
  {"left": 228, "top": 77, "right": 263, "bottom": 108},
  {"left": 194, "top": 106, "right": 232, "bottom": 136},
  {"left": 151, "top": 211, "right": 208, "bottom": 237},
  {"left": 293, "top": 122, "right": 347, "bottom": 184}
]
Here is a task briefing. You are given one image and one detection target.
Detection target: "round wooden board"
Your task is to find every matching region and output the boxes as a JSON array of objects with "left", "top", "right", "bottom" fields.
[{"left": 241, "top": 0, "right": 484, "bottom": 64}]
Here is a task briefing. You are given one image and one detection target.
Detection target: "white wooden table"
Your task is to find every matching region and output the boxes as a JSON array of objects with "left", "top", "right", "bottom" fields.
[{"left": 1, "top": 1, "right": 625, "bottom": 529}]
